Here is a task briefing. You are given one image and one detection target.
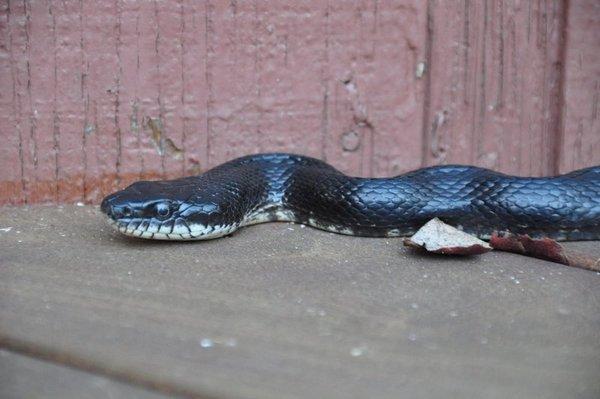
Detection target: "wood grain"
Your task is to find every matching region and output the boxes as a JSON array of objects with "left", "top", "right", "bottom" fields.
[
  {"left": 323, "top": 0, "right": 427, "bottom": 177},
  {"left": 424, "top": 0, "right": 565, "bottom": 176},
  {"left": 0, "top": 350, "right": 171, "bottom": 399},
  {"left": 0, "top": 0, "right": 598, "bottom": 205},
  {"left": 557, "top": 0, "right": 600, "bottom": 172},
  {"left": 0, "top": 206, "right": 599, "bottom": 398}
]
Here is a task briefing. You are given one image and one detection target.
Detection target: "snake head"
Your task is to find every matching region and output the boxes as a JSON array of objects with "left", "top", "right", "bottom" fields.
[{"left": 100, "top": 179, "right": 237, "bottom": 240}]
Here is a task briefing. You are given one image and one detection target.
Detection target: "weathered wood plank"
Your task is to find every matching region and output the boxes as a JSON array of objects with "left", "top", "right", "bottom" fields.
[
  {"left": 0, "top": 1, "right": 598, "bottom": 205},
  {"left": 557, "top": 0, "right": 600, "bottom": 172},
  {"left": 53, "top": 0, "right": 86, "bottom": 203},
  {"left": 134, "top": 0, "right": 168, "bottom": 185},
  {"left": 424, "top": 0, "right": 565, "bottom": 176},
  {"left": 0, "top": 1, "right": 24, "bottom": 205},
  {"left": 83, "top": 1, "right": 123, "bottom": 201},
  {"left": 252, "top": 1, "right": 329, "bottom": 159},
  {"left": 117, "top": 0, "right": 144, "bottom": 190},
  {"left": 154, "top": 0, "right": 186, "bottom": 178},
  {"left": 22, "top": 0, "right": 59, "bottom": 203},
  {"left": 204, "top": 1, "right": 263, "bottom": 167},
  {"left": 0, "top": 206, "right": 599, "bottom": 398},
  {"left": 324, "top": 0, "right": 427, "bottom": 177},
  {"left": 180, "top": 0, "right": 209, "bottom": 176}
]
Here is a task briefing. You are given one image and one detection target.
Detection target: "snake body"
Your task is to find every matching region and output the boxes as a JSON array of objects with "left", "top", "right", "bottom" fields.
[{"left": 101, "top": 153, "right": 600, "bottom": 241}]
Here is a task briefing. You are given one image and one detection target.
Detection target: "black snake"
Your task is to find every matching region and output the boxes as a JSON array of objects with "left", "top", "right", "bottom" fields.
[{"left": 100, "top": 153, "right": 600, "bottom": 241}]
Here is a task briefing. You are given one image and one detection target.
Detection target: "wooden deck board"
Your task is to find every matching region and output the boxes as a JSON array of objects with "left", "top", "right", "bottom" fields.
[
  {"left": 0, "top": 205, "right": 599, "bottom": 398},
  {"left": 0, "top": 350, "right": 169, "bottom": 399}
]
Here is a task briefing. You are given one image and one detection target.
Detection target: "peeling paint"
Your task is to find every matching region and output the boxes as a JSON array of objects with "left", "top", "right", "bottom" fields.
[
  {"left": 341, "top": 131, "right": 361, "bottom": 152},
  {"left": 415, "top": 61, "right": 426, "bottom": 78},
  {"left": 144, "top": 117, "right": 184, "bottom": 160}
]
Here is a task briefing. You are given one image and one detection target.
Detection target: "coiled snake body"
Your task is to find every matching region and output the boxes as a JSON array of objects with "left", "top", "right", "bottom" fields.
[{"left": 101, "top": 153, "right": 600, "bottom": 241}]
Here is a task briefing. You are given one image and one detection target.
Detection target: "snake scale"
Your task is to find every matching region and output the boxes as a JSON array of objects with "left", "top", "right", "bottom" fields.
[{"left": 101, "top": 153, "right": 600, "bottom": 241}]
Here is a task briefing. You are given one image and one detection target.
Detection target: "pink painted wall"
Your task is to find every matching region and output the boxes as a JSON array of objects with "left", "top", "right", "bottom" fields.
[{"left": 0, "top": 0, "right": 598, "bottom": 205}]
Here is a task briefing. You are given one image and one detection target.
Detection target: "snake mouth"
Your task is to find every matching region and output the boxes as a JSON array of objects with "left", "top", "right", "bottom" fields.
[{"left": 104, "top": 217, "right": 238, "bottom": 240}]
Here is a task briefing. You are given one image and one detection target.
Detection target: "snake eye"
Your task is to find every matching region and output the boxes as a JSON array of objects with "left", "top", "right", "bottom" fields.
[
  {"left": 122, "top": 206, "right": 132, "bottom": 217},
  {"left": 155, "top": 203, "right": 171, "bottom": 218}
]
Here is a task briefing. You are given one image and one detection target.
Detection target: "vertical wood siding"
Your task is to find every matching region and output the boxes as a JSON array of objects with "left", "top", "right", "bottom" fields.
[
  {"left": 557, "top": 0, "right": 600, "bottom": 172},
  {"left": 424, "top": 0, "right": 566, "bottom": 176},
  {"left": 0, "top": 0, "right": 598, "bottom": 205}
]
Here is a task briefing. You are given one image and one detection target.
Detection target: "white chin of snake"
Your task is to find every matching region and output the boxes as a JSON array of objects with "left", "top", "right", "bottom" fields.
[{"left": 106, "top": 218, "right": 238, "bottom": 240}]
